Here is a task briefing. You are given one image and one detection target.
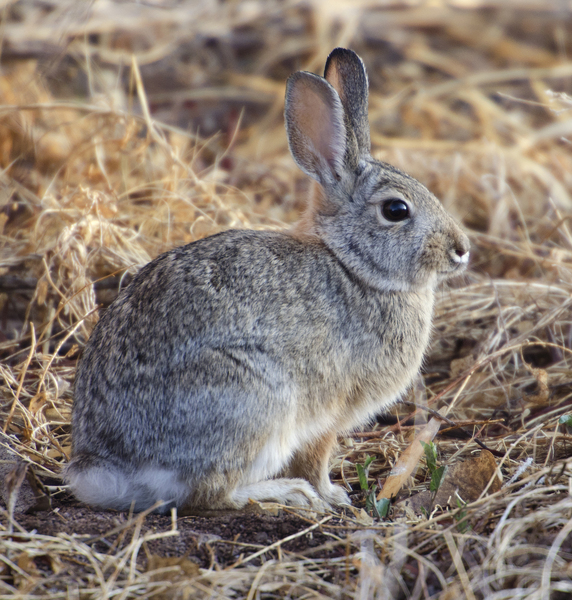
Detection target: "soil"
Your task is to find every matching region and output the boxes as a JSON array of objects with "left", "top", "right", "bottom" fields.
[{"left": 4, "top": 495, "right": 356, "bottom": 569}]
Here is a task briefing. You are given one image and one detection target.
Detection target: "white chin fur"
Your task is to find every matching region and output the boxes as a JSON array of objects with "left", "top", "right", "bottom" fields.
[{"left": 67, "top": 465, "right": 189, "bottom": 513}]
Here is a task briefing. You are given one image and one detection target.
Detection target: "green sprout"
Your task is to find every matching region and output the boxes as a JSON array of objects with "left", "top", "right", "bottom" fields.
[
  {"left": 420, "top": 440, "right": 446, "bottom": 493},
  {"left": 356, "top": 455, "right": 390, "bottom": 518},
  {"left": 454, "top": 495, "right": 470, "bottom": 533}
]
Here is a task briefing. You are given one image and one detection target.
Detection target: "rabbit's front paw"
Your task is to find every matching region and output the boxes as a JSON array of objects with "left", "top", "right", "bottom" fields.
[{"left": 320, "top": 482, "right": 351, "bottom": 507}]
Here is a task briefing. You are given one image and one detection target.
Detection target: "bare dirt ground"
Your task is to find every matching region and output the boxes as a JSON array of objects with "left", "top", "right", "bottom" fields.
[{"left": 8, "top": 496, "right": 357, "bottom": 568}]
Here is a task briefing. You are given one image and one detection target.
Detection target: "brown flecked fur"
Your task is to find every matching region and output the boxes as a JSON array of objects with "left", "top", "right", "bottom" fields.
[{"left": 65, "top": 48, "right": 469, "bottom": 513}]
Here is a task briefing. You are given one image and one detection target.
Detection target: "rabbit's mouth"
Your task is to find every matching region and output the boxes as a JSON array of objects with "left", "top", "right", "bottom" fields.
[
  {"left": 438, "top": 262, "right": 468, "bottom": 278},
  {"left": 435, "top": 253, "right": 469, "bottom": 278}
]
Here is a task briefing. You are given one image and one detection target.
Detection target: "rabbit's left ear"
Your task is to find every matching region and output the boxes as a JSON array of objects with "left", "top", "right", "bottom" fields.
[
  {"left": 285, "top": 71, "right": 352, "bottom": 187},
  {"left": 324, "top": 48, "right": 371, "bottom": 156}
]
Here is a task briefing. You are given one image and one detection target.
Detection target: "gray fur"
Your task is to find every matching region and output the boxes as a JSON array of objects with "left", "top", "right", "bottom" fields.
[
  {"left": 324, "top": 47, "right": 371, "bottom": 155},
  {"left": 66, "top": 48, "right": 470, "bottom": 513}
]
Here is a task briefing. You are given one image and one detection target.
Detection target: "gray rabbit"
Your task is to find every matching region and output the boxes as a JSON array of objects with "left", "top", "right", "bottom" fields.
[{"left": 65, "top": 48, "right": 469, "bottom": 512}]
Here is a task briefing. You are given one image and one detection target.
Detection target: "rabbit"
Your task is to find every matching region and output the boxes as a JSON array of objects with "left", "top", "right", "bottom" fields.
[{"left": 65, "top": 48, "right": 470, "bottom": 513}]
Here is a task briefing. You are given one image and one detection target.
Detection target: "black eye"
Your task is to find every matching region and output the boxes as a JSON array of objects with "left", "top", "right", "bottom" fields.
[{"left": 382, "top": 199, "right": 410, "bottom": 222}]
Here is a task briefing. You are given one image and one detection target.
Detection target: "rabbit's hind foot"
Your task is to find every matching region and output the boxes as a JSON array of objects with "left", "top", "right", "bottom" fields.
[
  {"left": 64, "top": 459, "right": 189, "bottom": 513},
  {"left": 230, "top": 478, "right": 330, "bottom": 512}
]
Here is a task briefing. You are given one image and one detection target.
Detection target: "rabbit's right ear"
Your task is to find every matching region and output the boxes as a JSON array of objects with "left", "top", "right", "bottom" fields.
[
  {"left": 285, "top": 71, "right": 355, "bottom": 188},
  {"left": 324, "top": 48, "right": 371, "bottom": 156}
]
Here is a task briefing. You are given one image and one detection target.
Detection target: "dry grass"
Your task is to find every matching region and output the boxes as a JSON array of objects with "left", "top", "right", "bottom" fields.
[{"left": 1, "top": 0, "right": 572, "bottom": 598}]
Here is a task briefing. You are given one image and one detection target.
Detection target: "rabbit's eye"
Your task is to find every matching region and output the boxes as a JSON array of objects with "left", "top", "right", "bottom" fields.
[{"left": 381, "top": 199, "right": 409, "bottom": 222}]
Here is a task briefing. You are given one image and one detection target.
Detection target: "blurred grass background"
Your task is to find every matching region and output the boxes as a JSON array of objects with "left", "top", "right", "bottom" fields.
[{"left": 0, "top": 1, "right": 571, "bottom": 598}]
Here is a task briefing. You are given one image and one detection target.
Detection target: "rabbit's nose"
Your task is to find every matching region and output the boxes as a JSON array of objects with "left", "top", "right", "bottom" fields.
[
  {"left": 452, "top": 235, "right": 470, "bottom": 264},
  {"left": 454, "top": 250, "right": 470, "bottom": 265}
]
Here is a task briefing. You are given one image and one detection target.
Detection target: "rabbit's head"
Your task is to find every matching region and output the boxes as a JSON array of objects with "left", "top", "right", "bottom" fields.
[{"left": 285, "top": 48, "right": 469, "bottom": 292}]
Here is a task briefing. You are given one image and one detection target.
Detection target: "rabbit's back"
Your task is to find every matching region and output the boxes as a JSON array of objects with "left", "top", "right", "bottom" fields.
[{"left": 72, "top": 229, "right": 430, "bottom": 478}]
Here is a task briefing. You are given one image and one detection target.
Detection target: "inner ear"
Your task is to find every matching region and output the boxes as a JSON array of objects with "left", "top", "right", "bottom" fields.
[{"left": 284, "top": 71, "right": 348, "bottom": 186}]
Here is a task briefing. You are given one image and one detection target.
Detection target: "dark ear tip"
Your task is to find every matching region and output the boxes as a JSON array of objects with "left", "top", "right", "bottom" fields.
[
  {"left": 324, "top": 48, "right": 344, "bottom": 76},
  {"left": 324, "top": 47, "right": 361, "bottom": 77},
  {"left": 328, "top": 47, "right": 358, "bottom": 59}
]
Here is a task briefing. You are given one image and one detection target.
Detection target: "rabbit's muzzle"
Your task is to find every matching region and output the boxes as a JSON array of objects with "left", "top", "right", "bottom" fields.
[
  {"left": 421, "top": 228, "right": 470, "bottom": 278},
  {"left": 449, "top": 232, "right": 470, "bottom": 269}
]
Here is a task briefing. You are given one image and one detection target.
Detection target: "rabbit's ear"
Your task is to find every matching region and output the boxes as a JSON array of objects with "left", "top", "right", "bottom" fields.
[
  {"left": 324, "top": 48, "right": 371, "bottom": 156},
  {"left": 285, "top": 71, "right": 355, "bottom": 187}
]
